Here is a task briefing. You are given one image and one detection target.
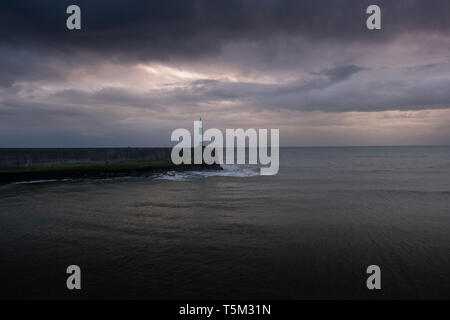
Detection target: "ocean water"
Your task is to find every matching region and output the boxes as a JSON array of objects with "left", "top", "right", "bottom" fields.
[{"left": 0, "top": 146, "right": 449, "bottom": 299}]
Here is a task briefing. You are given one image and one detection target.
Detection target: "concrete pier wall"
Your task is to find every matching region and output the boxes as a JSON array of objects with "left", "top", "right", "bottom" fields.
[{"left": 0, "top": 148, "right": 173, "bottom": 168}]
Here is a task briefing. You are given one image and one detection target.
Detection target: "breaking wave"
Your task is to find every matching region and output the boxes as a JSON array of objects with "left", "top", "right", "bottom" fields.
[
  {"left": 154, "top": 165, "right": 259, "bottom": 181},
  {"left": 5, "top": 165, "right": 259, "bottom": 185}
]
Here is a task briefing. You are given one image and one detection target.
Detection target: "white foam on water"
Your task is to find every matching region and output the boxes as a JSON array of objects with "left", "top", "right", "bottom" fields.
[
  {"left": 12, "top": 179, "right": 73, "bottom": 185},
  {"left": 154, "top": 165, "right": 259, "bottom": 181}
]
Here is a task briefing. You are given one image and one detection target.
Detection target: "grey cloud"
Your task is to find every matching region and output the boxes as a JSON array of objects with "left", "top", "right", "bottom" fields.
[
  {"left": 152, "top": 63, "right": 450, "bottom": 112},
  {"left": 9, "top": 62, "right": 449, "bottom": 115},
  {"left": 318, "top": 65, "right": 365, "bottom": 81},
  {"left": 53, "top": 88, "right": 163, "bottom": 109}
]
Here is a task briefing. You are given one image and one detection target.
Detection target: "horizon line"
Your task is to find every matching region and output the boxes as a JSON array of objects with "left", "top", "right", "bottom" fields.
[{"left": 1, "top": 144, "right": 449, "bottom": 149}]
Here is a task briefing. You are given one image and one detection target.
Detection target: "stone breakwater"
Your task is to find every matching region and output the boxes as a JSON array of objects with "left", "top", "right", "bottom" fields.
[
  {"left": 0, "top": 148, "right": 173, "bottom": 168},
  {"left": 0, "top": 163, "right": 222, "bottom": 184},
  {"left": 0, "top": 148, "right": 222, "bottom": 183}
]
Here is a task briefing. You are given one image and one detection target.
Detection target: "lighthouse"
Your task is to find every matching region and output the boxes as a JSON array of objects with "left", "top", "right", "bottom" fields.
[
  {"left": 193, "top": 117, "right": 204, "bottom": 164},
  {"left": 198, "top": 117, "right": 203, "bottom": 148}
]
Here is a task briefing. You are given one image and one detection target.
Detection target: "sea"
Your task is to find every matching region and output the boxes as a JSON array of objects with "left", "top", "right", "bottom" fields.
[{"left": 0, "top": 146, "right": 449, "bottom": 299}]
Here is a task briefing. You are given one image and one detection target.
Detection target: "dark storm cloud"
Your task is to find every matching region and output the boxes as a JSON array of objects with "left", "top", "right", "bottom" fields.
[
  {"left": 1, "top": 0, "right": 449, "bottom": 89},
  {"left": 0, "top": 47, "right": 60, "bottom": 87},
  {"left": 1, "top": 0, "right": 450, "bottom": 61}
]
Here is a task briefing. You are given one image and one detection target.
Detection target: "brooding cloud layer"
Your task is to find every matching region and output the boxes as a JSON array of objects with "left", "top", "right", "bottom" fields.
[{"left": 0, "top": 0, "right": 450, "bottom": 146}]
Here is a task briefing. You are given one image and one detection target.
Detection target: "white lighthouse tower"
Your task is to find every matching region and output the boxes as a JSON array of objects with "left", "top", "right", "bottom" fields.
[
  {"left": 198, "top": 117, "right": 203, "bottom": 148},
  {"left": 193, "top": 117, "right": 204, "bottom": 164}
]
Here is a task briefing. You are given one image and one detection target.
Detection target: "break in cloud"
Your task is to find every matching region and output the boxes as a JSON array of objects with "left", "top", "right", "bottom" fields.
[{"left": 0, "top": 0, "right": 449, "bottom": 146}]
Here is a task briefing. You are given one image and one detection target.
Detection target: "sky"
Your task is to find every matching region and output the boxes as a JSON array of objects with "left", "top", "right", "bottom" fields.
[{"left": 0, "top": 0, "right": 449, "bottom": 147}]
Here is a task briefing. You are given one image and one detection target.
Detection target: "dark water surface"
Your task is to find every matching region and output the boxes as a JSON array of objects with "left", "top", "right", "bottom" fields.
[{"left": 0, "top": 146, "right": 449, "bottom": 299}]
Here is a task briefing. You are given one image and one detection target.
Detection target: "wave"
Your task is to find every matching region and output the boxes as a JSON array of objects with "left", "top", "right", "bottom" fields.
[
  {"left": 12, "top": 179, "right": 74, "bottom": 185},
  {"left": 154, "top": 165, "right": 259, "bottom": 181},
  {"left": 358, "top": 189, "right": 450, "bottom": 197},
  {"left": 5, "top": 165, "right": 259, "bottom": 185},
  {"left": 379, "top": 189, "right": 450, "bottom": 195}
]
